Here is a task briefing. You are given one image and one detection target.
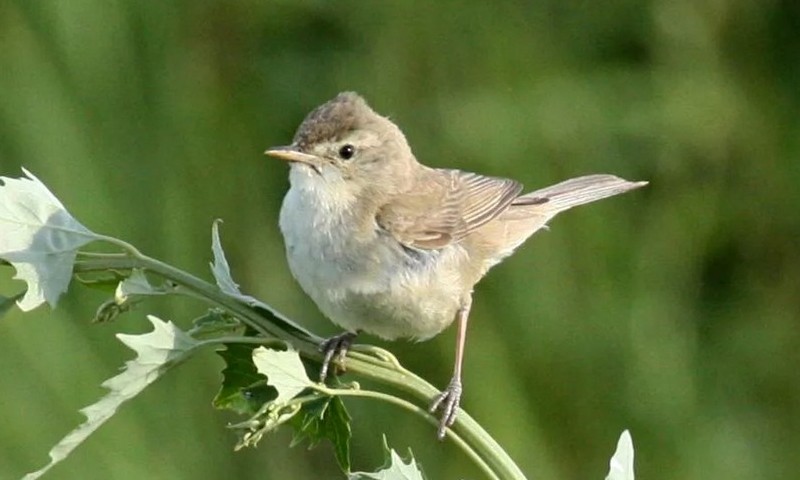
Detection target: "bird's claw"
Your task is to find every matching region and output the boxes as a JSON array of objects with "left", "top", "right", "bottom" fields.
[
  {"left": 319, "top": 331, "right": 357, "bottom": 382},
  {"left": 429, "top": 377, "right": 462, "bottom": 440}
]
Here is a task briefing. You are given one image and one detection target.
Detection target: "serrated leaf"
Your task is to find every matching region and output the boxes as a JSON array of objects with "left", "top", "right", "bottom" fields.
[
  {"left": 349, "top": 437, "right": 425, "bottom": 480},
  {"left": 209, "top": 220, "right": 262, "bottom": 305},
  {"left": 92, "top": 270, "right": 167, "bottom": 323},
  {"left": 210, "top": 219, "right": 239, "bottom": 296},
  {"left": 0, "top": 168, "right": 101, "bottom": 311},
  {"left": 209, "top": 221, "right": 317, "bottom": 341},
  {"left": 291, "top": 396, "right": 352, "bottom": 473},
  {"left": 23, "top": 316, "right": 200, "bottom": 480},
  {"left": 115, "top": 269, "right": 164, "bottom": 303},
  {"left": 252, "top": 346, "right": 312, "bottom": 405},
  {"left": 291, "top": 398, "right": 328, "bottom": 448},
  {"left": 213, "top": 342, "right": 275, "bottom": 415},
  {"left": 605, "top": 430, "right": 635, "bottom": 480},
  {"left": 209, "top": 220, "right": 290, "bottom": 316}
]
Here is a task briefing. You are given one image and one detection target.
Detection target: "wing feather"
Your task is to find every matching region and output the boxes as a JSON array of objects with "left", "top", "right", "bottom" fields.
[{"left": 376, "top": 169, "right": 522, "bottom": 250}]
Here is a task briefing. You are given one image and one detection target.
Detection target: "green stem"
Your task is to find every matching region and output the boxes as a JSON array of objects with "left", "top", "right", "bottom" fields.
[
  {"left": 319, "top": 385, "right": 500, "bottom": 480},
  {"left": 73, "top": 249, "right": 527, "bottom": 480},
  {"left": 197, "top": 336, "right": 279, "bottom": 348}
]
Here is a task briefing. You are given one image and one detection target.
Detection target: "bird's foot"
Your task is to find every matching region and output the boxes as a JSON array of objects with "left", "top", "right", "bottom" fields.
[
  {"left": 319, "top": 331, "right": 357, "bottom": 382},
  {"left": 429, "top": 376, "right": 462, "bottom": 440}
]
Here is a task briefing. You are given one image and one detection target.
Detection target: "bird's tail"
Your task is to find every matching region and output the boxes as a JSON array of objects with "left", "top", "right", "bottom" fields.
[
  {"left": 515, "top": 174, "right": 648, "bottom": 213},
  {"left": 487, "top": 175, "right": 646, "bottom": 261}
]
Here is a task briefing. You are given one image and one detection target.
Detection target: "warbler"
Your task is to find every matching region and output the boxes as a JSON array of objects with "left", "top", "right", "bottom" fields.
[{"left": 266, "top": 92, "right": 646, "bottom": 438}]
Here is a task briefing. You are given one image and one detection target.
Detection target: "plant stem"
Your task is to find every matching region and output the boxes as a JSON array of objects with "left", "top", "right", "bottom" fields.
[
  {"left": 73, "top": 250, "right": 528, "bottom": 480},
  {"left": 319, "top": 385, "right": 499, "bottom": 480}
]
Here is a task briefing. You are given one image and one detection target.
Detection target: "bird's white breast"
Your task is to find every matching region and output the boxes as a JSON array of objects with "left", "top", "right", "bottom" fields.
[{"left": 279, "top": 167, "right": 467, "bottom": 340}]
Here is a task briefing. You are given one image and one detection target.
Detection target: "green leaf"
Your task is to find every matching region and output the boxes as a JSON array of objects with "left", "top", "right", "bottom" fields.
[
  {"left": 252, "top": 346, "right": 312, "bottom": 404},
  {"left": 349, "top": 437, "right": 425, "bottom": 480},
  {"left": 0, "top": 168, "right": 101, "bottom": 311},
  {"left": 0, "top": 291, "right": 24, "bottom": 318},
  {"left": 209, "top": 221, "right": 317, "bottom": 341},
  {"left": 115, "top": 268, "right": 165, "bottom": 303},
  {"left": 191, "top": 308, "right": 242, "bottom": 335},
  {"left": 208, "top": 220, "right": 313, "bottom": 341},
  {"left": 213, "top": 342, "right": 274, "bottom": 415},
  {"left": 605, "top": 430, "right": 635, "bottom": 480},
  {"left": 91, "top": 270, "right": 168, "bottom": 323},
  {"left": 291, "top": 396, "right": 352, "bottom": 473},
  {"left": 23, "top": 316, "right": 200, "bottom": 480},
  {"left": 209, "top": 219, "right": 239, "bottom": 296},
  {"left": 230, "top": 347, "right": 322, "bottom": 452},
  {"left": 209, "top": 220, "right": 262, "bottom": 306}
]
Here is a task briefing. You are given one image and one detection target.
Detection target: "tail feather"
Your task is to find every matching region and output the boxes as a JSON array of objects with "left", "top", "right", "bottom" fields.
[
  {"left": 478, "top": 174, "right": 646, "bottom": 268},
  {"left": 515, "top": 174, "right": 648, "bottom": 214}
]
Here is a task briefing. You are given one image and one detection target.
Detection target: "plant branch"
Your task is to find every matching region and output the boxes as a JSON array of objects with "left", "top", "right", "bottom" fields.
[{"left": 73, "top": 250, "right": 527, "bottom": 480}]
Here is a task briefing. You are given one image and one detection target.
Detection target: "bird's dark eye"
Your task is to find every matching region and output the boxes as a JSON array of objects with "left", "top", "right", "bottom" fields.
[{"left": 338, "top": 144, "right": 355, "bottom": 160}]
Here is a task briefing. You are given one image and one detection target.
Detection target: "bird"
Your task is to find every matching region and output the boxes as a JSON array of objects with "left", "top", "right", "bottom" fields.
[{"left": 265, "top": 91, "right": 647, "bottom": 439}]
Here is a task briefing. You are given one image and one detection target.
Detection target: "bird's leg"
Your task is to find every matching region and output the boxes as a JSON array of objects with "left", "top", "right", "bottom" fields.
[
  {"left": 429, "top": 295, "right": 472, "bottom": 440},
  {"left": 319, "top": 331, "right": 357, "bottom": 382}
]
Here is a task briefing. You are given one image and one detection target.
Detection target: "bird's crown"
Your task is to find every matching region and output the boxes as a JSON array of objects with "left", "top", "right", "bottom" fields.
[{"left": 293, "top": 92, "right": 378, "bottom": 149}]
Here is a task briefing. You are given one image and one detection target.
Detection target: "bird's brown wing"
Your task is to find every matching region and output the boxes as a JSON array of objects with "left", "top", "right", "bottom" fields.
[{"left": 376, "top": 169, "right": 523, "bottom": 249}]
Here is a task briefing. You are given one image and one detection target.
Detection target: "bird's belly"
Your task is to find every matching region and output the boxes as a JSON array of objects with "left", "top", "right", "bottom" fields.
[
  {"left": 288, "top": 242, "right": 466, "bottom": 340},
  {"left": 332, "top": 285, "right": 461, "bottom": 341},
  {"left": 280, "top": 193, "right": 466, "bottom": 340}
]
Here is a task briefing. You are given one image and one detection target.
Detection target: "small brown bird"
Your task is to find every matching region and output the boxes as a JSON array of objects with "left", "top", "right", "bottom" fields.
[{"left": 266, "top": 92, "right": 646, "bottom": 439}]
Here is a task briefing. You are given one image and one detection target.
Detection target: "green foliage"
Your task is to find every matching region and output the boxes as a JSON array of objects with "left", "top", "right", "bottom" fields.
[
  {"left": 247, "top": 346, "right": 353, "bottom": 473},
  {"left": 251, "top": 346, "right": 311, "bottom": 404},
  {"left": 291, "top": 396, "right": 353, "bottom": 473},
  {"left": 213, "top": 342, "right": 273, "bottom": 415},
  {"left": 1, "top": 1, "right": 798, "bottom": 479},
  {"left": 23, "top": 316, "right": 201, "bottom": 479},
  {"left": 349, "top": 437, "right": 425, "bottom": 480},
  {"left": 0, "top": 173, "right": 444, "bottom": 478},
  {"left": 0, "top": 168, "right": 640, "bottom": 480},
  {"left": 0, "top": 169, "right": 100, "bottom": 310}
]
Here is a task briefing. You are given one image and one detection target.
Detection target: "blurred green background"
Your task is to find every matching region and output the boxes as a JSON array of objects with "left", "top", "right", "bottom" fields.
[{"left": 1, "top": 1, "right": 798, "bottom": 479}]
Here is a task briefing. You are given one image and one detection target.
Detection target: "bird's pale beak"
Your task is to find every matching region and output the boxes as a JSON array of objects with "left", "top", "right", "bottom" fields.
[{"left": 264, "top": 145, "right": 321, "bottom": 167}]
